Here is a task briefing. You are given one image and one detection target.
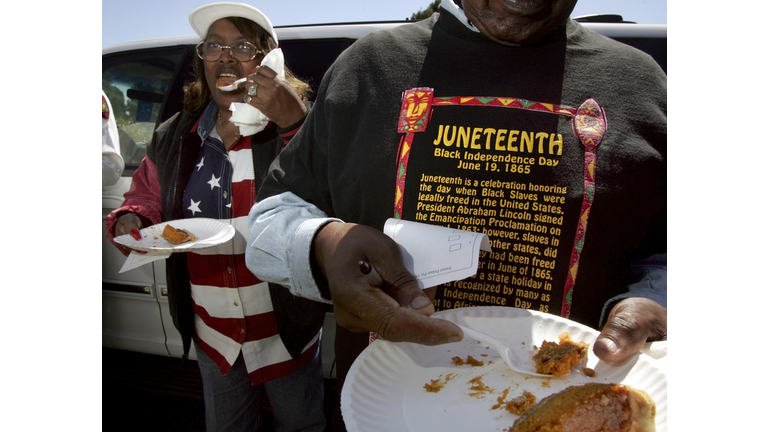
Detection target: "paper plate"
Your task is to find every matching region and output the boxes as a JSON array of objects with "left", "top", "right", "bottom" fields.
[
  {"left": 113, "top": 218, "right": 236, "bottom": 253},
  {"left": 341, "top": 306, "right": 666, "bottom": 432}
]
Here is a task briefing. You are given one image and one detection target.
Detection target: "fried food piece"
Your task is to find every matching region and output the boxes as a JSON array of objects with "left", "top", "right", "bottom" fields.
[
  {"left": 161, "top": 224, "right": 197, "bottom": 245},
  {"left": 511, "top": 383, "right": 656, "bottom": 432},
  {"left": 533, "top": 332, "right": 589, "bottom": 377}
]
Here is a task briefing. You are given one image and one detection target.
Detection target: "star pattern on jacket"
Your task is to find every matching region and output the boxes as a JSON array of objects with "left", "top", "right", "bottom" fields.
[
  {"left": 182, "top": 135, "right": 234, "bottom": 220},
  {"left": 188, "top": 199, "right": 202, "bottom": 216},
  {"left": 208, "top": 174, "right": 221, "bottom": 190}
]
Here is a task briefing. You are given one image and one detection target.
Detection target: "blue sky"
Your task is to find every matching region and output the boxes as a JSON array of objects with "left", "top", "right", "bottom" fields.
[{"left": 103, "top": 0, "right": 667, "bottom": 48}]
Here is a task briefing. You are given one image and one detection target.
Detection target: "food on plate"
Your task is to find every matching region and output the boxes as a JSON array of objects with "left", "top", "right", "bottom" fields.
[
  {"left": 511, "top": 383, "right": 656, "bottom": 432},
  {"left": 492, "top": 388, "right": 538, "bottom": 415},
  {"left": 467, "top": 375, "right": 493, "bottom": 397},
  {"left": 423, "top": 372, "right": 457, "bottom": 393},
  {"left": 453, "top": 355, "right": 485, "bottom": 367},
  {"left": 533, "top": 332, "right": 589, "bottom": 377},
  {"left": 161, "top": 224, "right": 197, "bottom": 245},
  {"left": 423, "top": 378, "right": 445, "bottom": 393}
]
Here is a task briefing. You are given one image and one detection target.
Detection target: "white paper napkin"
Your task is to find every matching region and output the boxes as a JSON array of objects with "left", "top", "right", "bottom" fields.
[
  {"left": 382, "top": 218, "right": 492, "bottom": 289},
  {"left": 119, "top": 249, "right": 171, "bottom": 273},
  {"left": 229, "top": 48, "right": 285, "bottom": 136}
]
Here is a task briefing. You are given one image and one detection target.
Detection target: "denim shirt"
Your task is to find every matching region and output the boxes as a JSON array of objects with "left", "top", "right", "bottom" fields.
[
  {"left": 246, "top": 192, "right": 337, "bottom": 304},
  {"left": 197, "top": 101, "right": 219, "bottom": 141}
]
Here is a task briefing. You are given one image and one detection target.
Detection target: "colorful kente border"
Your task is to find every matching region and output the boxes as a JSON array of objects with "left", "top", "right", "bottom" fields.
[
  {"left": 432, "top": 96, "right": 578, "bottom": 117},
  {"left": 560, "top": 98, "right": 607, "bottom": 318}
]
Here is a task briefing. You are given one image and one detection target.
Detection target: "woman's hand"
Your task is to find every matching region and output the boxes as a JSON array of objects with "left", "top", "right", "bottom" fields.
[
  {"left": 114, "top": 212, "right": 146, "bottom": 255},
  {"left": 243, "top": 65, "right": 307, "bottom": 128}
]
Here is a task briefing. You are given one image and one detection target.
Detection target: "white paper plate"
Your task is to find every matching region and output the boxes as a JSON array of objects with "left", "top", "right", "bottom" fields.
[
  {"left": 113, "top": 218, "right": 236, "bottom": 253},
  {"left": 341, "top": 306, "right": 666, "bottom": 432}
]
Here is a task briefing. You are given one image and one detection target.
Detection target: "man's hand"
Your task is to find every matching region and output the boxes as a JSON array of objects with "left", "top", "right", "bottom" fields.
[
  {"left": 314, "top": 222, "right": 463, "bottom": 345},
  {"left": 594, "top": 297, "right": 666, "bottom": 362}
]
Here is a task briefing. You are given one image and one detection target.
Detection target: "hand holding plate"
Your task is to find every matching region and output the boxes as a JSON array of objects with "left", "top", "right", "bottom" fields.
[
  {"left": 114, "top": 213, "right": 145, "bottom": 255},
  {"left": 594, "top": 297, "right": 667, "bottom": 363}
]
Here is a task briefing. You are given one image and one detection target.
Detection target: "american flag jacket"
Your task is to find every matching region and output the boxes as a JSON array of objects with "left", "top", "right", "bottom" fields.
[{"left": 106, "top": 102, "right": 326, "bottom": 384}]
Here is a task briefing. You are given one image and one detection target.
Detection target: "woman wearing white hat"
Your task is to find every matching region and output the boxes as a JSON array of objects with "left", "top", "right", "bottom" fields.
[{"left": 106, "top": 3, "right": 326, "bottom": 431}]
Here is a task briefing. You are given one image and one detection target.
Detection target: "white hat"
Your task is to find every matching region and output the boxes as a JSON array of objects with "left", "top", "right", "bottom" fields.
[{"left": 189, "top": 2, "right": 278, "bottom": 45}]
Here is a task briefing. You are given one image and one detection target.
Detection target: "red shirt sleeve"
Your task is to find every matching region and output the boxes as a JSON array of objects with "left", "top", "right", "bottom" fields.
[{"left": 105, "top": 155, "right": 163, "bottom": 253}]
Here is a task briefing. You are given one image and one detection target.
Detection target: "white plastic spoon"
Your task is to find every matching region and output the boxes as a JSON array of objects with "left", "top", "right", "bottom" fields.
[
  {"left": 454, "top": 323, "right": 551, "bottom": 378},
  {"left": 218, "top": 77, "right": 247, "bottom": 92}
]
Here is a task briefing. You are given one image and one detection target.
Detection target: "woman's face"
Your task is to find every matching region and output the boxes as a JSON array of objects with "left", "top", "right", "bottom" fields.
[{"left": 202, "top": 18, "right": 263, "bottom": 110}]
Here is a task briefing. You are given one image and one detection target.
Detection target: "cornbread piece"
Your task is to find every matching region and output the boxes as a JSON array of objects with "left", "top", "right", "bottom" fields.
[
  {"left": 511, "top": 383, "right": 656, "bottom": 432},
  {"left": 533, "top": 332, "right": 589, "bottom": 377},
  {"left": 161, "top": 224, "right": 197, "bottom": 245}
]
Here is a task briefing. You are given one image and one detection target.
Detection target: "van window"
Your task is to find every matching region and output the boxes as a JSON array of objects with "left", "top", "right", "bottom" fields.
[{"left": 102, "top": 47, "right": 187, "bottom": 170}]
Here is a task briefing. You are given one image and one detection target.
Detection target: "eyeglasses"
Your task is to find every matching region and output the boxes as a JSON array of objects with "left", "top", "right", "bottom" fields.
[{"left": 195, "top": 41, "right": 264, "bottom": 62}]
